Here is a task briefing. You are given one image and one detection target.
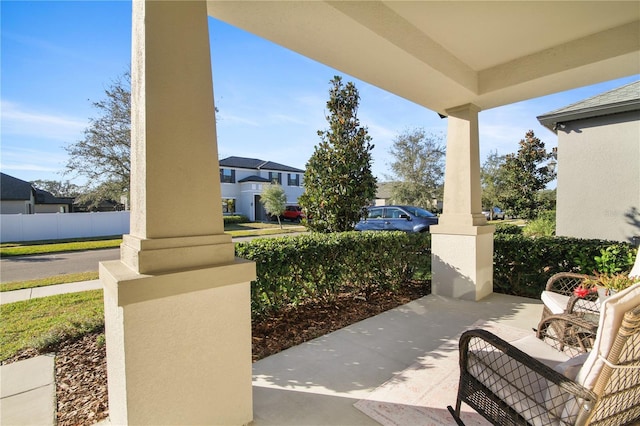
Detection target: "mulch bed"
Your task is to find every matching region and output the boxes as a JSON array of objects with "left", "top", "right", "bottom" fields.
[{"left": 5, "top": 281, "right": 430, "bottom": 425}]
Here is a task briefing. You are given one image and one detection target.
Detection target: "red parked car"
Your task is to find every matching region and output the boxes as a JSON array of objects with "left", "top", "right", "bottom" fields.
[{"left": 281, "top": 205, "right": 305, "bottom": 222}]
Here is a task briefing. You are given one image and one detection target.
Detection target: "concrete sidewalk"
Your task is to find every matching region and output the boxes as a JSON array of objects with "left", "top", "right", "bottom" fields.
[
  {"left": 0, "top": 355, "right": 56, "bottom": 426},
  {"left": 0, "top": 280, "right": 102, "bottom": 305}
]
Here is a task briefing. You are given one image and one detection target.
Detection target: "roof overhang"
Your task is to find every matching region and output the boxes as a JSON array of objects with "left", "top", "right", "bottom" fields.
[
  {"left": 538, "top": 99, "right": 640, "bottom": 133},
  {"left": 207, "top": 1, "right": 640, "bottom": 116}
]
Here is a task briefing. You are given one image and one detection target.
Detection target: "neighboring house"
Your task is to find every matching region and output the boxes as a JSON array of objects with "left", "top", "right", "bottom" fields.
[
  {"left": 0, "top": 173, "right": 75, "bottom": 214},
  {"left": 218, "top": 156, "right": 304, "bottom": 221},
  {"left": 537, "top": 80, "right": 640, "bottom": 244},
  {"left": 374, "top": 182, "right": 394, "bottom": 206},
  {"left": 374, "top": 182, "right": 443, "bottom": 212}
]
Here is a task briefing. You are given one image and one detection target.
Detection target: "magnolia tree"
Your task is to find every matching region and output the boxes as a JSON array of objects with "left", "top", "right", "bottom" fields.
[
  {"left": 497, "top": 130, "right": 556, "bottom": 220},
  {"left": 299, "top": 76, "right": 377, "bottom": 232}
]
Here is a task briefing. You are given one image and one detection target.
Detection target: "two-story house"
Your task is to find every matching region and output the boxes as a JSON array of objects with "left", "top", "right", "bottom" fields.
[{"left": 219, "top": 156, "right": 305, "bottom": 221}]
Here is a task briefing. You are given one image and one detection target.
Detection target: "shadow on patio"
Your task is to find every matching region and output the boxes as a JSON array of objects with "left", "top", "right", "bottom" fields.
[{"left": 251, "top": 292, "right": 542, "bottom": 425}]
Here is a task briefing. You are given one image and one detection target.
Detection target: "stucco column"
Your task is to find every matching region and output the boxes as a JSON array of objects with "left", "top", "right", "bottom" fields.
[
  {"left": 430, "top": 104, "right": 494, "bottom": 301},
  {"left": 99, "top": 1, "right": 255, "bottom": 424}
]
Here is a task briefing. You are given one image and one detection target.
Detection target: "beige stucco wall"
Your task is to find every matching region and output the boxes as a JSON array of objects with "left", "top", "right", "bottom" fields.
[{"left": 556, "top": 111, "right": 640, "bottom": 243}]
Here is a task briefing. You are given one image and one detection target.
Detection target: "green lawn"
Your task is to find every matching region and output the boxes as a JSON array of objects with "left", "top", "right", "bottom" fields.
[
  {"left": 0, "top": 290, "right": 104, "bottom": 361},
  {"left": 0, "top": 222, "right": 306, "bottom": 257},
  {"left": 0, "top": 223, "right": 307, "bottom": 292},
  {"left": 0, "top": 222, "right": 308, "bottom": 360}
]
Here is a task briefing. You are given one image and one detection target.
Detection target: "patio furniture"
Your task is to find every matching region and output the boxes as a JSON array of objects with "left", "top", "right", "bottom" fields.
[
  {"left": 537, "top": 250, "right": 640, "bottom": 354},
  {"left": 448, "top": 282, "right": 640, "bottom": 426},
  {"left": 537, "top": 272, "right": 601, "bottom": 354}
]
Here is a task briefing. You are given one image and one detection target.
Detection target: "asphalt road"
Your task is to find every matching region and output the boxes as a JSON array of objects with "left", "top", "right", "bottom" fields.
[
  {"left": 0, "top": 248, "right": 121, "bottom": 283},
  {"left": 0, "top": 232, "right": 306, "bottom": 283}
]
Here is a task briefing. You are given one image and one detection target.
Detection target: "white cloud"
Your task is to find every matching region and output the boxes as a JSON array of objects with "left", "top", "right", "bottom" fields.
[
  {"left": 0, "top": 162, "right": 60, "bottom": 173},
  {"left": 216, "top": 113, "right": 261, "bottom": 127},
  {"left": 1, "top": 100, "right": 86, "bottom": 141}
]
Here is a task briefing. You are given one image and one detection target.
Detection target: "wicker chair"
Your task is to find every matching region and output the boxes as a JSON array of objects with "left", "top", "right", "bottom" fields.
[
  {"left": 537, "top": 272, "right": 601, "bottom": 355},
  {"left": 449, "top": 282, "right": 640, "bottom": 426},
  {"left": 537, "top": 251, "right": 640, "bottom": 355}
]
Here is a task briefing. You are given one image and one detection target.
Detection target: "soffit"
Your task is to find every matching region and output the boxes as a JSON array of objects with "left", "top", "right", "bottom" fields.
[{"left": 207, "top": 1, "right": 640, "bottom": 115}]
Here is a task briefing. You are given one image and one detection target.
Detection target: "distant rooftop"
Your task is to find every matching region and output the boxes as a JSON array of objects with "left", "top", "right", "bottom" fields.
[
  {"left": 219, "top": 156, "right": 304, "bottom": 173},
  {"left": 538, "top": 80, "right": 640, "bottom": 132}
]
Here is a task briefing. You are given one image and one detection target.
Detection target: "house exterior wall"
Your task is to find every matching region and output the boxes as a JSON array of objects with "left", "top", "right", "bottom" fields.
[
  {"left": 220, "top": 166, "right": 304, "bottom": 220},
  {"left": 556, "top": 110, "right": 640, "bottom": 243},
  {"left": 1, "top": 200, "right": 32, "bottom": 214}
]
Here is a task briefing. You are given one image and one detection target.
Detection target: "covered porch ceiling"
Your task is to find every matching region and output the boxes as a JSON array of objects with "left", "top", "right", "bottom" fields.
[{"left": 207, "top": 1, "right": 640, "bottom": 115}]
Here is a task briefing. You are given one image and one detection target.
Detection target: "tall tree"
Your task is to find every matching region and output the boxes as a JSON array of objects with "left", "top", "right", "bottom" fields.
[
  {"left": 497, "top": 130, "right": 556, "bottom": 219},
  {"left": 299, "top": 76, "right": 377, "bottom": 232},
  {"left": 386, "top": 128, "right": 445, "bottom": 209},
  {"left": 261, "top": 183, "right": 287, "bottom": 229},
  {"left": 65, "top": 71, "right": 131, "bottom": 209},
  {"left": 481, "top": 150, "right": 506, "bottom": 215},
  {"left": 30, "top": 180, "right": 81, "bottom": 198}
]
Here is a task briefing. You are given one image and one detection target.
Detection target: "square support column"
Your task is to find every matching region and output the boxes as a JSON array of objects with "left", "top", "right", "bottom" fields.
[
  {"left": 100, "top": 1, "right": 255, "bottom": 424},
  {"left": 430, "top": 104, "right": 495, "bottom": 301}
]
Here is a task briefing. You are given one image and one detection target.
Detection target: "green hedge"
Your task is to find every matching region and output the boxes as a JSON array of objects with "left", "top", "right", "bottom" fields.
[
  {"left": 223, "top": 215, "right": 249, "bottom": 224},
  {"left": 235, "top": 229, "right": 637, "bottom": 315},
  {"left": 493, "top": 235, "right": 637, "bottom": 298},
  {"left": 235, "top": 231, "right": 430, "bottom": 316}
]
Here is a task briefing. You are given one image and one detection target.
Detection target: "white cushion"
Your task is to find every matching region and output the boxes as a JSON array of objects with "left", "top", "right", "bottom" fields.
[
  {"left": 554, "top": 352, "right": 590, "bottom": 381},
  {"left": 541, "top": 290, "right": 569, "bottom": 315},
  {"left": 467, "top": 334, "right": 570, "bottom": 426},
  {"left": 511, "top": 334, "right": 570, "bottom": 368},
  {"left": 541, "top": 290, "right": 598, "bottom": 315},
  {"left": 544, "top": 352, "right": 591, "bottom": 418}
]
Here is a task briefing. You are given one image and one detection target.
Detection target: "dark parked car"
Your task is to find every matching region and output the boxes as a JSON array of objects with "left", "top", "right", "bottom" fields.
[
  {"left": 355, "top": 205, "right": 438, "bottom": 233},
  {"left": 483, "top": 207, "right": 505, "bottom": 220}
]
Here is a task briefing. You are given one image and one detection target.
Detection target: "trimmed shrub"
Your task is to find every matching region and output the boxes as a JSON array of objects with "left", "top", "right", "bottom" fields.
[
  {"left": 493, "top": 235, "right": 637, "bottom": 298},
  {"left": 235, "top": 231, "right": 430, "bottom": 316},
  {"left": 494, "top": 223, "right": 523, "bottom": 235},
  {"left": 223, "top": 215, "right": 249, "bottom": 224}
]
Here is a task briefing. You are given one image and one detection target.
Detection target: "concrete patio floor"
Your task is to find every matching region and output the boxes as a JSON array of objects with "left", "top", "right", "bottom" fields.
[
  {"left": 251, "top": 292, "right": 542, "bottom": 425},
  {"left": 1, "top": 289, "right": 542, "bottom": 425}
]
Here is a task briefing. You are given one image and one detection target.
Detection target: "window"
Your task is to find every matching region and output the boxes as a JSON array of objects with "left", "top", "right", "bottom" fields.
[
  {"left": 384, "top": 208, "right": 404, "bottom": 219},
  {"left": 367, "top": 208, "right": 384, "bottom": 219},
  {"left": 287, "top": 173, "right": 300, "bottom": 186},
  {"left": 268, "top": 172, "right": 282, "bottom": 184},
  {"left": 222, "top": 198, "right": 236, "bottom": 214},
  {"left": 220, "top": 168, "right": 235, "bottom": 183}
]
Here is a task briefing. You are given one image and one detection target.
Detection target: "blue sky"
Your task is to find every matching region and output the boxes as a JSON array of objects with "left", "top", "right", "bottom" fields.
[{"left": 2, "top": 1, "right": 638, "bottom": 186}]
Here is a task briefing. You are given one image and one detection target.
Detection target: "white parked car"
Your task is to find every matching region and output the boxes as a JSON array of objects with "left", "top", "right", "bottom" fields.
[{"left": 483, "top": 207, "right": 505, "bottom": 220}]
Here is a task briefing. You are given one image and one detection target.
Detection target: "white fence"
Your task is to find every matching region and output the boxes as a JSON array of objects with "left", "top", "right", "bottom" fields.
[{"left": 1, "top": 211, "right": 130, "bottom": 242}]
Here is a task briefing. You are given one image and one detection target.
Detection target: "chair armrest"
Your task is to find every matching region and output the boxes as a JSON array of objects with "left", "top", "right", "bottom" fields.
[
  {"left": 457, "top": 329, "right": 596, "bottom": 425},
  {"left": 545, "top": 272, "right": 594, "bottom": 295},
  {"left": 536, "top": 312, "right": 598, "bottom": 355}
]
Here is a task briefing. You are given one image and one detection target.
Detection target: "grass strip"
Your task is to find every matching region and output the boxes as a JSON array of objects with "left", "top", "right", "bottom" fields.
[
  {"left": 1, "top": 272, "right": 100, "bottom": 292},
  {"left": 0, "top": 239, "right": 122, "bottom": 257},
  {"left": 0, "top": 224, "right": 307, "bottom": 257},
  {"left": 0, "top": 290, "right": 104, "bottom": 361}
]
